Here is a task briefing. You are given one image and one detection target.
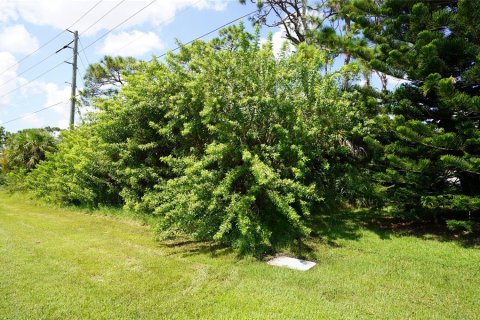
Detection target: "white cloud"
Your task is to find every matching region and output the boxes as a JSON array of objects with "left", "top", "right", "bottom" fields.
[
  {"left": 271, "top": 30, "right": 293, "bottom": 57},
  {"left": 0, "top": 51, "right": 19, "bottom": 107},
  {"left": 99, "top": 30, "right": 164, "bottom": 57},
  {"left": 2, "top": 0, "right": 227, "bottom": 36},
  {"left": 16, "top": 81, "right": 71, "bottom": 129},
  {"left": 0, "top": 0, "right": 18, "bottom": 23},
  {"left": 261, "top": 30, "right": 294, "bottom": 58},
  {"left": 29, "top": 81, "right": 71, "bottom": 116},
  {"left": 56, "top": 118, "right": 70, "bottom": 129},
  {"left": 1, "top": 81, "right": 71, "bottom": 129},
  {"left": 0, "top": 24, "right": 40, "bottom": 54},
  {"left": 45, "top": 84, "right": 71, "bottom": 116}
]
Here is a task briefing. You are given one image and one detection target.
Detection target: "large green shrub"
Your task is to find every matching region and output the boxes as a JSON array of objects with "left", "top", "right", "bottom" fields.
[{"left": 138, "top": 27, "right": 354, "bottom": 253}]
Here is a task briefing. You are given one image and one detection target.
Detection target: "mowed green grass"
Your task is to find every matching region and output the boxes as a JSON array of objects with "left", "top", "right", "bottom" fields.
[{"left": 1, "top": 192, "right": 479, "bottom": 319}]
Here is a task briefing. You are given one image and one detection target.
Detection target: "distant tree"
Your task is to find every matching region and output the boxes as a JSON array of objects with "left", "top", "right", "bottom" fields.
[
  {"left": 80, "top": 55, "right": 139, "bottom": 105},
  {"left": 2, "top": 128, "right": 57, "bottom": 172},
  {"left": 240, "top": 0, "right": 311, "bottom": 44}
]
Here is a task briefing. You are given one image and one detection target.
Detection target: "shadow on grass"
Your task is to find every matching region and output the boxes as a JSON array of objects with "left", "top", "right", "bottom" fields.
[
  {"left": 156, "top": 209, "right": 479, "bottom": 261},
  {"left": 316, "top": 208, "right": 480, "bottom": 249},
  {"left": 161, "top": 238, "right": 235, "bottom": 258}
]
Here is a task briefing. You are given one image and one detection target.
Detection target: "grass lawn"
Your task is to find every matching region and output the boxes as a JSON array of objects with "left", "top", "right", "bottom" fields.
[{"left": 0, "top": 191, "right": 479, "bottom": 319}]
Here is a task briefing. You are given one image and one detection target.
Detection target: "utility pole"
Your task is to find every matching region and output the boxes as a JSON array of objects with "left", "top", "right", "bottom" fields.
[
  {"left": 69, "top": 31, "right": 78, "bottom": 130},
  {"left": 55, "top": 30, "right": 79, "bottom": 130}
]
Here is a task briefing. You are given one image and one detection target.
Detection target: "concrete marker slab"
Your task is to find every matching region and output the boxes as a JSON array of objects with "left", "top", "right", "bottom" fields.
[{"left": 267, "top": 256, "right": 316, "bottom": 271}]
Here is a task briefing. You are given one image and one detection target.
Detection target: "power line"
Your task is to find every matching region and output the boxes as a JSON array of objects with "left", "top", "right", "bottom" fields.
[
  {"left": 0, "top": 60, "right": 66, "bottom": 101},
  {"left": 112, "top": 0, "right": 203, "bottom": 55},
  {"left": 1, "top": 0, "right": 158, "bottom": 126},
  {"left": 1, "top": 3, "right": 259, "bottom": 127},
  {"left": 0, "top": 0, "right": 151, "bottom": 102},
  {"left": 0, "top": 0, "right": 104, "bottom": 77},
  {"left": 102, "top": 2, "right": 258, "bottom": 58},
  {"left": 0, "top": 51, "right": 61, "bottom": 90},
  {"left": 72, "top": 0, "right": 158, "bottom": 87},
  {"left": 77, "top": 50, "right": 88, "bottom": 75},
  {"left": 155, "top": 9, "right": 259, "bottom": 59},
  {"left": 1, "top": 7, "right": 258, "bottom": 106},
  {"left": 79, "top": 38, "right": 92, "bottom": 66},
  {"left": 0, "top": 99, "right": 70, "bottom": 126},
  {"left": 80, "top": 0, "right": 126, "bottom": 36},
  {"left": 80, "top": 0, "right": 158, "bottom": 53}
]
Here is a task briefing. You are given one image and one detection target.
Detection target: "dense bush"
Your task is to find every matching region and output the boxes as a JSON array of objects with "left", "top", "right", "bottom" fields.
[
  {"left": 27, "top": 126, "right": 119, "bottom": 206},
  {"left": 146, "top": 34, "right": 354, "bottom": 253},
  {"left": 27, "top": 26, "right": 359, "bottom": 253}
]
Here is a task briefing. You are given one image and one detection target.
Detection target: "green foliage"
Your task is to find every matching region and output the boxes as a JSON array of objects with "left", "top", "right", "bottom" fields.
[
  {"left": 97, "top": 26, "right": 354, "bottom": 253},
  {"left": 3, "top": 0, "right": 479, "bottom": 258},
  {"left": 27, "top": 126, "right": 119, "bottom": 207},
  {"left": 16, "top": 0, "right": 479, "bottom": 251},
  {"left": 0, "top": 126, "right": 6, "bottom": 185},
  {"left": 446, "top": 219, "right": 475, "bottom": 233},
  {"left": 422, "top": 195, "right": 480, "bottom": 212},
  {"left": 0, "top": 126, "right": 5, "bottom": 149},
  {"left": 1, "top": 128, "right": 57, "bottom": 174},
  {"left": 80, "top": 55, "right": 138, "bottom": 105},
  {"left": 354, "top": 0, "right": 480, "bottom": 214},
  {"left": 1, "top": 127, "right": 59, "bottom": 190},
  {"left": 26, "top": 25, "right": 357, "bottom": 253}
]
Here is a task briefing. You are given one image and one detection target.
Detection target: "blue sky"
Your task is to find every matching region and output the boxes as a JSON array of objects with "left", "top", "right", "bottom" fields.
[{"left": 0, "top": 0, "right": 278, "bottom": 132}]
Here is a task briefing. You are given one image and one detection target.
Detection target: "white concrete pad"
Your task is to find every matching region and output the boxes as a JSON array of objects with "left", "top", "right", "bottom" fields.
[{"left": 267, "top": 256, "right": 316, "bottom": 271}]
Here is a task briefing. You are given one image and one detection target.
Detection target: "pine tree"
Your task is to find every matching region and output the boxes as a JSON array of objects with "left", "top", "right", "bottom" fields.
[{"left": 355, "top": 0, "right": 480, "bottom": 214}]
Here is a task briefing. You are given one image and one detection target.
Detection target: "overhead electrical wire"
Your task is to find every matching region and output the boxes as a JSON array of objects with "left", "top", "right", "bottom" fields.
[
  {"left": 0, "top": 0, "right": 155, "bottom": 102},
  {"left": 0, "top": 99, "right": 71, "bottom": 126},
  {"left": 80, "top": 0, "right": 126, "bottom": 36},
  {"left": 0, "top": 0, "right": 117, "bottom": 88},
  {"left": 78, "top": 38, "right": 92, "bottom": 66},
  {"left": 0, "top": 0, "right": 157, "bottom": 125},
  {"left": 79, "top": 0, "right": 158, "bottom": 53},
  {"left": 0, "top": 51, "right": 61, "bottom": 90},
  {"left": 0, "top": 0, "right": 104, "bottom": 77},
  {"left": 114, "top": 5, "right": 259, "bottom": 61},
  {"left": 0, "top": 60, "right": 66, "bottom": 101},
  {"left": 78, "top": 52, "right": 87, "bottom": 73},
  {"left": 77, "top": 53, "right": 88, "bottom": 81},
  {"left": 155, "top": 8, "right": 259, "bottom": 59}
]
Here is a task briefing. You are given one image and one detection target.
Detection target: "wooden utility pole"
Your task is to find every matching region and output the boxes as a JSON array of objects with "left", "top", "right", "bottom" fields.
[{"left": 69, "top": 30, "right": 78, "bottom": 130}]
